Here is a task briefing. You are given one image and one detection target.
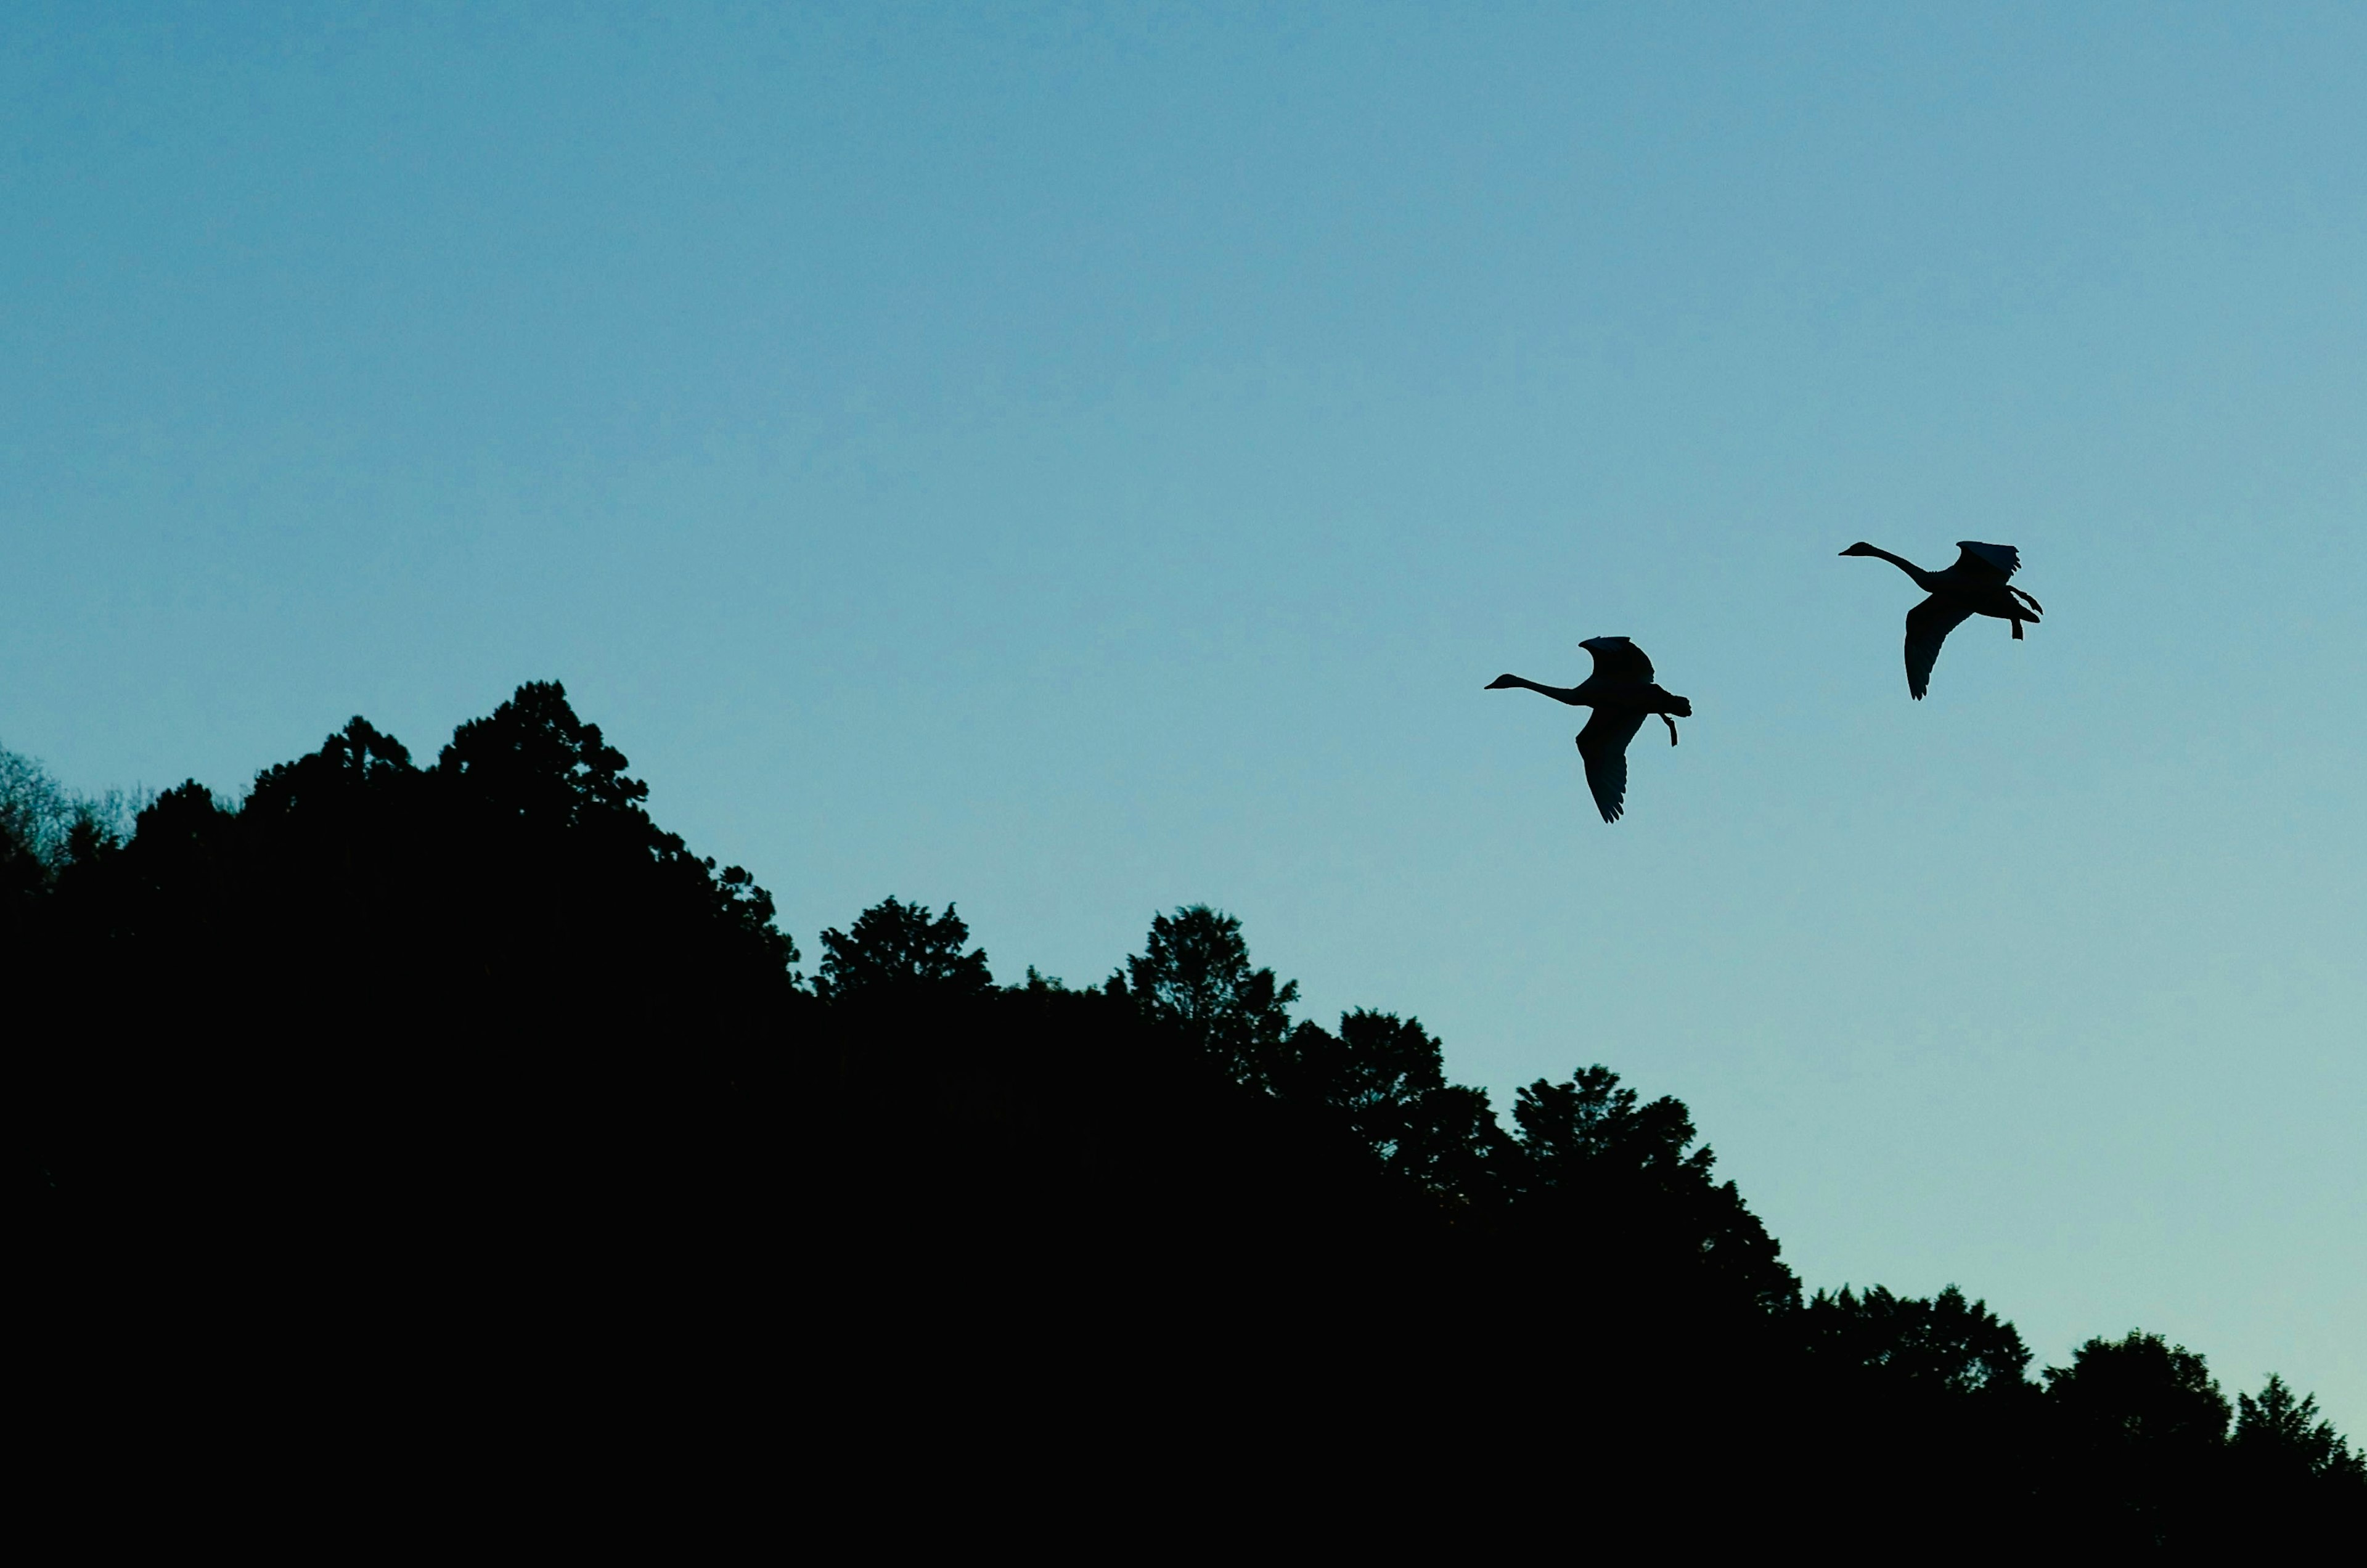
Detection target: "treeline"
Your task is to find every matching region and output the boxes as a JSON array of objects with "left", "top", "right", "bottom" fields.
[{"left": 10, "top": 682, "right": 2361, "bottom": 1543}]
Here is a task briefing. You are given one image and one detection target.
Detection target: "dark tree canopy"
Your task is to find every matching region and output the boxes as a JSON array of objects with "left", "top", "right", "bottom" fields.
[
  {"left": 1508, "top": 1063, "right": 1797, "bottom": 1315},
  {"left": 2236, "top": 1374, "right": 2367, "bottom": 1497},
  {"left": 1269, "top": 1010, "right": 1511, "bottom": 1202},
  {"left": 816, "top": 896, "right": 992, "bottom": 1002},
  {"left": 1804, "top": 1283, "right": 2032, "bottom": 1396},
  {"left": 16, "top": 682, "right": 803, "bottom": 1270},
  {"left": 13, "top": 700, "right": 2363, "bottom": 1545},
  {"left": 1122, "top": 904, "right": 1298, "bottom": 1090},
  {"left": 439, "top": 682, "right": 650, "bottom": 828},
  {"left": 2039, "top": 1330, "right": 2244, "bottom": 1545},
  {"left": 2048, "top": 1329, "right": 2233, "bottom": 1451}
]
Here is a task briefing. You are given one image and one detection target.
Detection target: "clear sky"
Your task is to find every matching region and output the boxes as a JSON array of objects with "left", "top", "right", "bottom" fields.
[{"left": 6, "top": 5, "right": 2361, "bottom": 1426}]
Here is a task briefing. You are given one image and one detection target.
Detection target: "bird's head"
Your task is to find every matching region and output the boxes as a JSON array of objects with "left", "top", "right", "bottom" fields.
[
  {"left": 1484, "top": 674, "right": 1519, "bottom": 690},
  {"left": 1838, "top": 542, "right": 1880, "bottom": 558}
]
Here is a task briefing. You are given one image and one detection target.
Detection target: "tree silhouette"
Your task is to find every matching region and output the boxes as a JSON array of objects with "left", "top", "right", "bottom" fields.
[
  {"left": 438, "top": 681, "right": 791, "bottom": 974},
  {"left": 2230, "top": 1371, "right": 2367, "bottom": 1539},
  {"left": 2236, "top": 1374, "right": 2367, "bottom": 1487},
  {"left": 2, "top": 744, "right": 129, "bottom": 945},
  {"left": 1507, "top": 1063, "right": 1797, "bottom": 1315},
  {"left": 1121, "top": 904, "right": 1298, "bottom": 1090},
  {"left": 2043, "top": 1330, "right": 2234, "bottom": 1545},
  {"left": 19, "top": 681, "right": 801, "bottom": 1281},
  {"left": 0, "top": 748, "right": 54, "bottom": 937},
  {"left": 1788, "top": 1283, "right": 2044, "bottom": 1533},
  {"left": 2048, "top": 1329, "right": 2231, "bottom": 1445},
  {"left": 815, "top": 897, "right": 991, "bottom": 1002},
  {"left": 1268, "top": 1009, "right": 1510, "bottom": 1204},
  {"left": 1804, "top": 1283, "right": 2033, "bottom": 1394},
  {"left": 13, "top": 696, "right": 2365, "bottom": 1538}
]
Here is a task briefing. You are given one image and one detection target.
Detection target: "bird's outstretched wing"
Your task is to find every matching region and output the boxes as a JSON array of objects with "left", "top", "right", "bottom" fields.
[
  {"left": 1579, "top": 635, "right": 1654, "bottom": 684},
  {"left": 1576, "top": 708, "right": 1648, "bottom": 822},
  {"left": 1953, "top": 541, "right": 2021, "bottom": 581},
  {"left": 1904, "top": 594, "right": 1974, "bottom": 700}
]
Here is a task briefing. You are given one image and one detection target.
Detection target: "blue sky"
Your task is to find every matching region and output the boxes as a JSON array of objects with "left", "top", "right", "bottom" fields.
[{"left": 6, "top": 4, "right": 2362, "bottom": 1426}]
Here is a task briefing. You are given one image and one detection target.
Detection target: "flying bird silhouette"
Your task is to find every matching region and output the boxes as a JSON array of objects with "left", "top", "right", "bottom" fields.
[
  {"left": 1839, "top": 541, "right": 2045, "bottom": 700},
  {"left": 1486, "top": 636, "right": 1693, "bottom": 823}
]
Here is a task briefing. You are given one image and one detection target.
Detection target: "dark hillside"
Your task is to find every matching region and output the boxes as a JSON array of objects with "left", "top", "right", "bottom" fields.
[{"left": 12, "top": 684, "right": 2360, "bottom": 1543}]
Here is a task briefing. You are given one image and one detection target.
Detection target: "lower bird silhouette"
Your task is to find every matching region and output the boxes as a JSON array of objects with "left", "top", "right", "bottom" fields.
[
  {"left": 1840, "top": 540, "right": 2045, "bottom": 699},
  {"left": 1487, "top": 636, "right": 1692, "bottom": 823}
]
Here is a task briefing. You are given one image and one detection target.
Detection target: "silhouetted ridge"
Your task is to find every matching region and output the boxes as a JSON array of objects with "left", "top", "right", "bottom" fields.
[{"left": 8, "top": 694, "right": 2359, "bottom": 1541}]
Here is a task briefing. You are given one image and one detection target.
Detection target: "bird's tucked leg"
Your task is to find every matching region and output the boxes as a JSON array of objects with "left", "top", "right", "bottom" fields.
[
  {"left": 2011, "top": 618, "right": 2024, "bottom": 640},
  {"left": 1661, "top": 714, "right": 1680, "bottom": 746}
]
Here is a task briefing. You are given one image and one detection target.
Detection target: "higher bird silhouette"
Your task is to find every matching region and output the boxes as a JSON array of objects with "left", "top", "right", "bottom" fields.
[
  {"left": 1487, "top": 637, "right": 1693, "bottom": 823},
  {"left": 1840, "top": 541, "right": 2045, "bottom": 700}
]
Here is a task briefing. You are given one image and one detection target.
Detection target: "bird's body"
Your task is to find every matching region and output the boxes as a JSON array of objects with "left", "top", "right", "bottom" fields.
[
  {"left": 1486, "top": 636, "right": 1691, "bottom": 823},
  {"left": 1840, "top": 541, "right": 2045, "bottom": 699}
]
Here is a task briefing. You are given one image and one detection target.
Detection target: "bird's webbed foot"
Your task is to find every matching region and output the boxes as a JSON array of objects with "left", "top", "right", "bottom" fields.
[
  {"left": 2011, "top": 619, "right": 2024, "bottom": 640},
  {"left": 1662, "top": 715, "right": 1680, "bottom": 746}
]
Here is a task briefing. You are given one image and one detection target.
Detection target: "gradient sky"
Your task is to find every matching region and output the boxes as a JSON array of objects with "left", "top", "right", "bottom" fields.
[{"left": 6, "top": 5, "right": 2361, "bottom": 1426}]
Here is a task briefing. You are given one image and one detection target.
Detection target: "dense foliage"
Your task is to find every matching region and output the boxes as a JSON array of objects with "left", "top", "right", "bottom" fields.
[{"left": 11, "top": 684, "right": 2360, "bottom": 1542}]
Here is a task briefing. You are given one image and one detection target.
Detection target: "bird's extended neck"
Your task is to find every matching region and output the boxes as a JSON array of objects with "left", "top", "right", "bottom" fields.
[
  {"left": 1486, "top": 673, "right": 1587, "bottom": 706},
  {"left": 1857, "top": 544, "right": 1932, "bottom": 587}
]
